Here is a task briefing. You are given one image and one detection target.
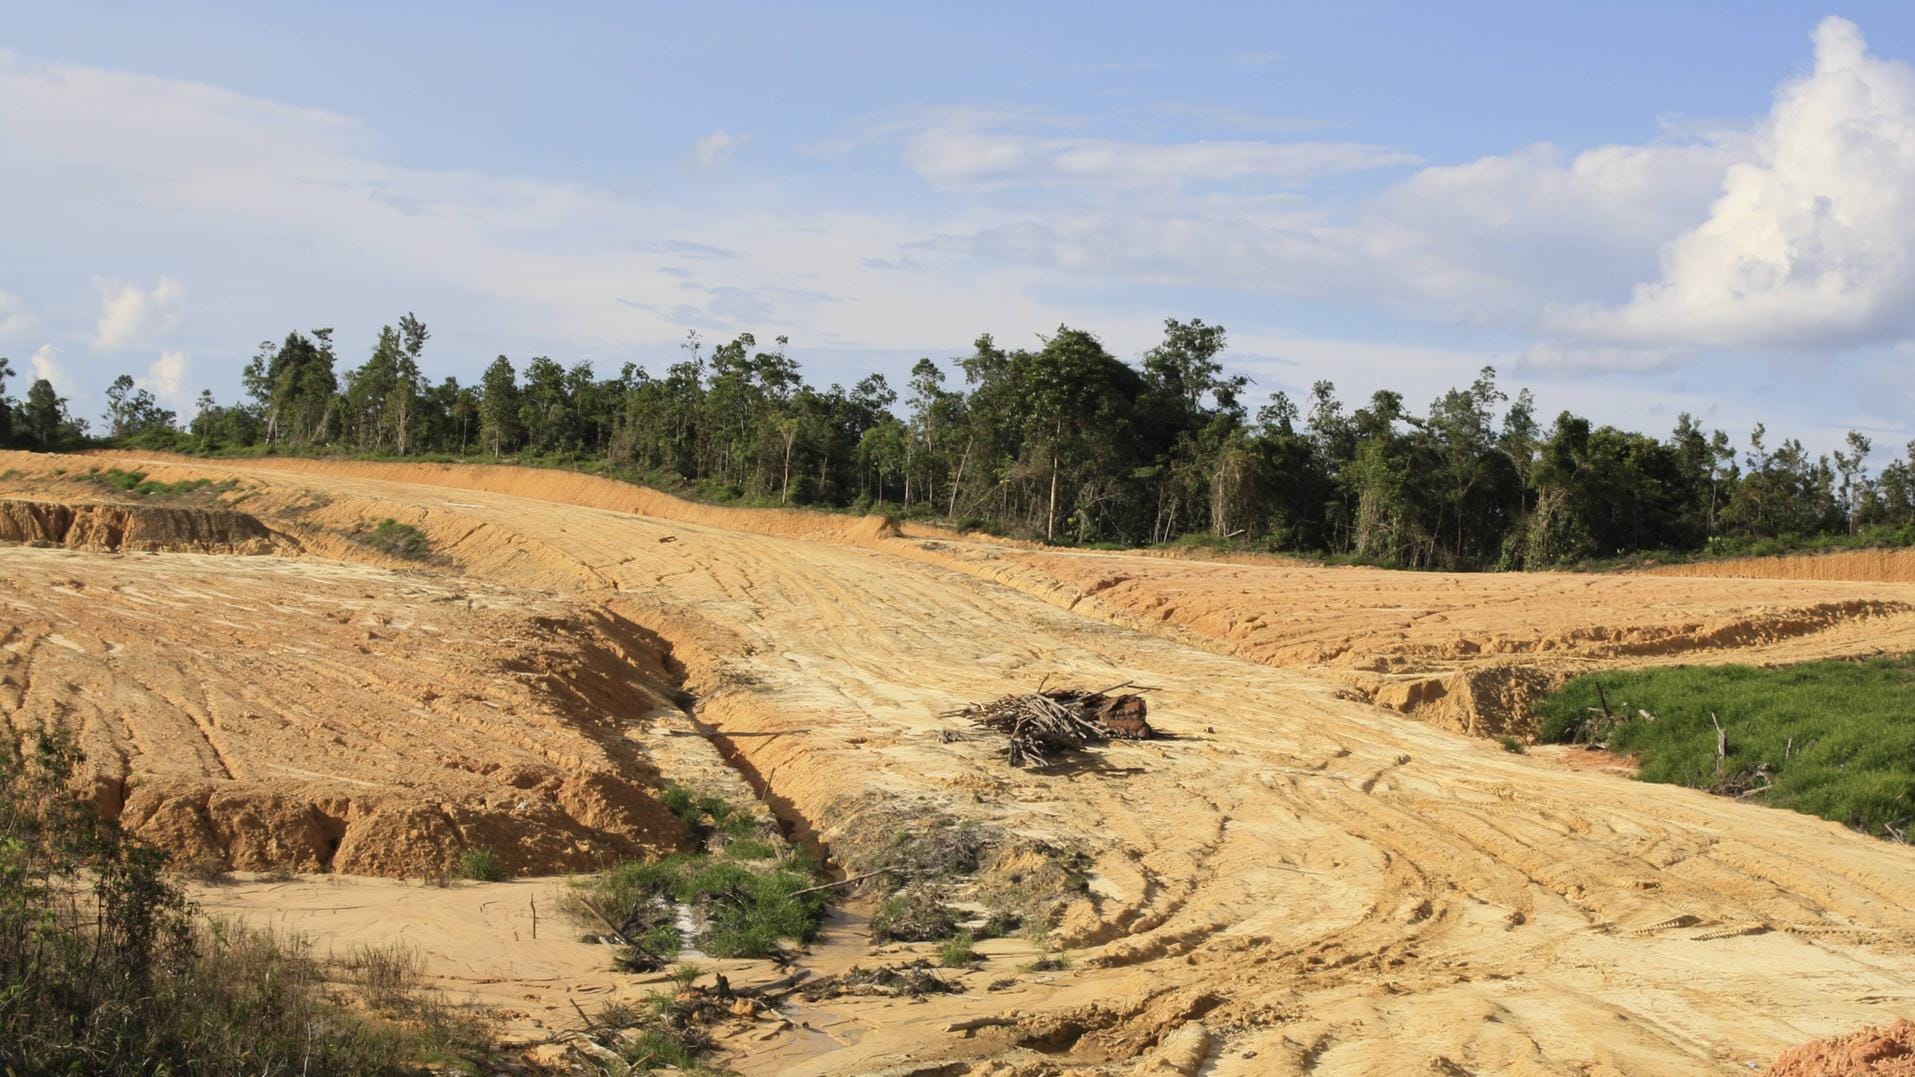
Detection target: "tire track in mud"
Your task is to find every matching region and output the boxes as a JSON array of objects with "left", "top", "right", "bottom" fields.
[{"left": 7, "top": 452, "right": 1915, "bottom": 1074}]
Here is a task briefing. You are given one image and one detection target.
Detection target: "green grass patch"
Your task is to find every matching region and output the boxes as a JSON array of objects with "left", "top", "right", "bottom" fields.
[
  {"left": 79, "top": 466, "right": 235, "bottom": 500},
  {"left": 721, "top": 837, "right": 776, "bottom": 861},
  {"left": 355, "top": 517, "right": 432, "bottom": 560},
  {"left": 1537, "top": 657, "right": 1915, "bottom": 839},
  {"left": 1496, "top": 734, "right": 1526, "bottom": 754},
  {"left": 571, "top": 851, "right": 827, "bottom": 962},
  {"left": 1020, "top": 953, "right": 1072, "bottom": 973},
  {"left": 660, "top": 782, "right": 762, "bottom": 845},
  {"left": 567, "top": 788, "right": 826, "bottom": 968}
]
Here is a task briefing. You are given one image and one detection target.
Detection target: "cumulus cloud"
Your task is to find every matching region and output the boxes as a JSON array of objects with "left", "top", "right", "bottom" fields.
[
  {"left": 92, "top": 275, "right": 185, "bottom": 351},
  {"left": 0, "top": 293, "right": 32, "bottom": 340},
  {"left": 690, "top": 128, "right": 749, "bottom": 169},
  {"left": 1553, "top": 17, "right": 1915, "bottom": 349},
  {"left": 145, "top": 350, "right": 188, "bottom": 403},
  {"left": 28, "top": 344, "right": 65, "bottom": 388}
]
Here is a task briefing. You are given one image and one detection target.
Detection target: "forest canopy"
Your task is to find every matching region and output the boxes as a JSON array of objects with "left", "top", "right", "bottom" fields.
[{"left": 5, "top": 317, "right": 1911, "bottom": 570}]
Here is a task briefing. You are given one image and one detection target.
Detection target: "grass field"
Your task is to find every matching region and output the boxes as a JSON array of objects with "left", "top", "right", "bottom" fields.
[{"left": 1538, "top": 656, "right": 1915, "bottom": 839}]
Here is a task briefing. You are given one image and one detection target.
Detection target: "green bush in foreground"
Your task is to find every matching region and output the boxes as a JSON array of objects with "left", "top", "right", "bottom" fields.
[
  {"left": 0, "top": 728, "right": 495, "bottom": 1074},
  {"left": 1538, "top": 656, "right": 1915, "bottom": 838}
]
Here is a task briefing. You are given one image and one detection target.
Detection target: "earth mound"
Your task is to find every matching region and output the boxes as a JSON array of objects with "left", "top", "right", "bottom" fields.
[
  {"left": 0, "top": 545, "right": 688, "bottom": 876},
  {"left": 1764, "top": 1018, "right": 1915, "bottom": 1075},
  {"left": 0, "top": 497, "right": 291, "bottom": 555}
]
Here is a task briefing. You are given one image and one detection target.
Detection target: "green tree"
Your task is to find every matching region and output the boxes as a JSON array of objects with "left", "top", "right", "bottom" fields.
[
  {"left": 478, "top": 356, "right": 521, "bottom": 458},
  {"left": 0, "top": 356, "right": 17, "bottom": 444},
  {"left": 22, "top": 377, "right": 72, "bottom": 447}
]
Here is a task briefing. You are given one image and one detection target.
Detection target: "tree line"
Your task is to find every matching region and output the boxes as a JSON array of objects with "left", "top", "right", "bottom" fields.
[{"left": 4, "top": 316, "right": 1912, "bottom": 568}]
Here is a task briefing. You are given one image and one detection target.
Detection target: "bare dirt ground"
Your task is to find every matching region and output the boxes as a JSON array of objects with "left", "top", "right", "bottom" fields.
[
  {"left": 0, "top": 543, "right": 690, "bottom": 876},
  {"left": 3, "top": 450, "right": 1913, "bottom": 1075},
  {"left": 1641, "top": 547, "right": 1915, "bottom": 584},
  {"left": 908, "top": 545, "right": 1915, "bottom": 734}
]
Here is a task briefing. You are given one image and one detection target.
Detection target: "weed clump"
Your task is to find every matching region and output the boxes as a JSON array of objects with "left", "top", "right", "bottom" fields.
[
  {"left": 79, "top": 465, "right": 235, "bottom": 498},
  {"left": 1496, "top": 734, "right": 1527, "bottom": 754},
  {"left": 937, "top": 931, "right": 979, "bottom": 967},
  {"left": 80, "top": 466, "right": 235, "bottom": 500},
  {"left": 869, "top": 887, "right": 960, "bottom": 943},
  {"left": 356, "top": 517, "right": 431, "bottom": 560},
  {"left": 452, "top": 846, "right": 506, "bottom": 882}
]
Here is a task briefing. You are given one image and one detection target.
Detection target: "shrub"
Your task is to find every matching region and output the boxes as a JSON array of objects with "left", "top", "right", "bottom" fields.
[
  {"left": 0, "top": 727, "right": 497, "bottom": 1074},
  {"left": 453, "top": 847, "right": 505, "bottom": 882},
  {"left": 358, "top": 518, "right": 431, "bottom": 560},
  {"left": 567, "top": 804, "right": 826, "bottom": 963},
  {"left": 937, "top": 931, "right": 978, "bottom": 967},
  {"left": 1496, "top": 734, "right": 1526, "bottom": 754}
]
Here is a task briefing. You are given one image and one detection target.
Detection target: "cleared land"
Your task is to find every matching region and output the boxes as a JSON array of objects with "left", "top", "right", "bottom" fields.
[{"left": 3, "top": 450, "right": 1914, "bottom": 1075}]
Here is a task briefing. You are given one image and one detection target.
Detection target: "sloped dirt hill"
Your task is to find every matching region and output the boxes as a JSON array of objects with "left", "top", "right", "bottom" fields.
[{"left": 0, "top": 545, "right": 687, "bottom": 876}]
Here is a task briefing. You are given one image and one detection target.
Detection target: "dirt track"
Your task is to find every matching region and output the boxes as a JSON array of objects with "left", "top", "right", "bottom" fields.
[{"left": 3, "top": 450, "right": 1914, "bottom": 1075}]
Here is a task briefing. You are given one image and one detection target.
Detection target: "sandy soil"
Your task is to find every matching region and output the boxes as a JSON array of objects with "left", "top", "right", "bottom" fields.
[
  {"left": 3, "top": 450, "right": 1914, "bottom": 1075},
  {"left": 0, "top": 542, "right": 695, "bottom": 876},
  {"left": 893, "top": 544, "right": 1915, "bottom": 734},
  {"left": 1642, "top": 547, "right": 1915, "bottom": 584},
  {"left": 1761, "top": 1017, "right": 1915, "bottom": 1075}
]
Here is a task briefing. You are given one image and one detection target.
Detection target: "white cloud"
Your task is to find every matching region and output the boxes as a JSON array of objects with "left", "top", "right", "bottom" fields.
[
  {"left": 1553, "top": 17, "right": 1915, "bottom": 350},
  {"left": 690, "top": 128, "right": 749, "bottom": 169},
  {"left": 144, "top": 350, "right": 188, "bottom": 403},
  {"left": 92, "top": 275, "right": 185, "bottom": 351},
  {"left": 1516, "top": 340, "right": 1694, "bottom": 375},
  {"left": 883, "top": 108, "right": 1419, "bottom": 192},
  {"left": 0, "top": 293, "right": 32, "bottom": 340},
  {"left": 28, "top": 344, "right": 65, "bottom": 389}
]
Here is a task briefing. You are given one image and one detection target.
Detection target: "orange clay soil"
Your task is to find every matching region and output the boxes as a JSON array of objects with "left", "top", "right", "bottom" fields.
[
  {"left": 4, "top": 449, "right": 1915, "bottom": 1075},
  {"left": 1763, "top": 1018, "right": 1915, "bottom": 1076},
  {"left": 887, "top": 543, "right": 1915, "bottom": 735},
  {"left": 0, "top": 543, "right": 692, "bottom": 876},
  {"left": 1641, "top": 546, "right": 1915, "bottom": 584}
]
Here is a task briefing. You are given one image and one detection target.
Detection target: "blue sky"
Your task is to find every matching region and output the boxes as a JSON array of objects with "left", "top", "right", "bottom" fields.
[{"left": 3, "top": 2, "right": 1913, "bottom": 457}]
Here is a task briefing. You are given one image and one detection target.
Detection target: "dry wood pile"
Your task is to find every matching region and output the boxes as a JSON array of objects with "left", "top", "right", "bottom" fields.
[{"left": 945, "top": 683, "right": 1154, "bottom": 767}]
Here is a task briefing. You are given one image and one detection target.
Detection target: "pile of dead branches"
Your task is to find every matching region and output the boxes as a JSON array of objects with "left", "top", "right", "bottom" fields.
[{"left": 945, "top": 683, "right": 1154, "bottom": 767}]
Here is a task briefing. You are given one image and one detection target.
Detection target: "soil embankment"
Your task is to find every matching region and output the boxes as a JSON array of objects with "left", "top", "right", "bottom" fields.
[
  {"left": 0, "top": 497, "right": 291, "bottom": 555},
  {"left": 1642, "top": 547, "right": 1915, "bottom": 584},
  {"left": 0, "top": 545, "right": 689, "bottom": 876},
  {"left": 890, "top": 544, "right": 1915, "bottom": 735}
]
